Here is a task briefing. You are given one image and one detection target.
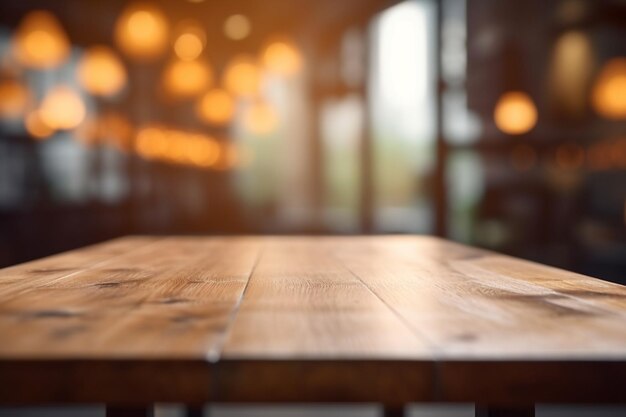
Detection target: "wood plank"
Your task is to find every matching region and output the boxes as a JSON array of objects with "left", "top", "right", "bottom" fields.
[
  {"left": 218, "top": 237, "right": 434, "bottom": 403},
  {"left": 0, "top": 236, "right": 159, "bottom": 299},
  {"left": 332, "top": 236, "right": 626, "bottom": 358},
  {"left": 0, "top": 237, "right": 260, "bottom": 358},
  {"left": 329, "top": 235, "right": 626, "bottom": 403},
  {"left": 0, "top": 236, "right": 261, "bottom": 404}
]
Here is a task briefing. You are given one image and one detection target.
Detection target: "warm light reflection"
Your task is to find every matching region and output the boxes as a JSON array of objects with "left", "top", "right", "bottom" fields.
[
  {"left": 25, "top": 111, "right": 54, "bottom": 139},
  {"left": 13, "top": 10, "right": 70, "bottom": 69},
  {"left": 223, "top": 14, "right": 251, "bottom": 40},
  {"left": 549, "top": 31, "right": 593, "bottom": 117},
  {"left": 114, "top": 2, "right": 169, "bottom": 61},
  {"left": 494, "top": 91, "right": 538, "bottom": 135},
  {"left": 173, "top": 22, "right": 205, "bottom": 61},
  {"left": 0, "top": 79, "right": 29, "bottom": 120},
  {"left": 39, "top": 86, "right": 86, "bottom": 130},
  {"left": 587, "top": 142, "right": 612, "bottom": 170},
  {"left": 224, "top": 55, "right": 261, "bottom": 97},
  {"left": 555, "top": 143, "right": 585, "bottom": 170},
  {"left": 77, "top": 45, "right": 127, "bottom": 97},
  {"left": 591, "top": 58, "right": 626, "bottom": 120},
  {"left": 135, "top": 126, "right": 220, "bottom": 168},
  {"left": 162, "top": 59, "right": 212, "bottom": 98},
  {"left": 262, "top": 40, "right": 303, "bottom": 76},
  {"left": 611, "top": 137, "right": 626, "bottom": 168},
  {"left": 244, "top": 101, "right": 278, "bottom": 135},
  {"left": 196, "top": 88, "right": 235, "bottom": 125}
]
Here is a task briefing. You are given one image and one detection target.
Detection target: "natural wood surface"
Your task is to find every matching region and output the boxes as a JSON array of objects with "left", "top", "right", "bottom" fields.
[{"left": 0, "top": 235, "right": 625, "bottom": 405}]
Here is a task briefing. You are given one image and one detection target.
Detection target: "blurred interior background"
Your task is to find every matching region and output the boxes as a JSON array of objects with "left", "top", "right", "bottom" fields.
[{"left": 0, "top": 0, "right": 624, "bottom": 285}]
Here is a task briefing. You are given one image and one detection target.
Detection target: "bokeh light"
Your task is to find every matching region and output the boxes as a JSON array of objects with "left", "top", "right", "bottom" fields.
[
  {"left": 173, "top": 22, "right": 206, "bottom": 61},
  {"left": 555, "top": 143, "right": 585, "bottom": 170},
  {"left": 114, "top": 2, "right": 169, "bottom": 61},
  {"left": 262, "top": 40, "right": 303, "bottom": 76},
  {"left": 77, "top": 45, "right": 127, "bottom": 97},
  {"left": 196, "top": 88, "right": 235, "bottom": 125},
  {"left": 493, "top": 91, "right": 538, "bottom": 135},
  {"left": 135, "top": 126, "right": 220, "bottom": 168},
  {"left": 591, "top": 58, "right": 626, "bottom": 120},
  {"left": 162, "top": 59, "right": 212, "bottom": 98},
  {"left": 13, "top": 10, "right": 70, "bottom": 69},
  {"left": 135, "top": 126, "right": 167, "bottom": 160},
  {"left": 39, "top": 86, "right": 86, "bottom": 130},
  {"left": 223, "top": 55, "right": 261, "bottom": 97},
  {"left": 223, "top": 14, "right": 251, "bottom": 40},
  {"left": 24, "top": 111, "right": 54, "bottom": 140},
  {"left": 244, "top": 101, "right": 278, "bottom": 135},
  {"left": 0, "top": 79, "right": 29, "bottom": 120}
]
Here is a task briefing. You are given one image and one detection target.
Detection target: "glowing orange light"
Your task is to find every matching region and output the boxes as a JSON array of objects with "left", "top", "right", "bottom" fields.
[
  {"left": 13, "top": 10, "right": 70, "bottom": 69},
  {"left": 173, "top": 22, "right": 205, "bottom": 61},
  {"left": 493, "top": 91, "right": 538, "bottom": 135},
  {"left": 244, "top": 101, "right": 278, "bottom": 135},
  {"left": 0, "top": 79, "right": 29, "bottom": 120},
  {"left": 187, "top": 134, "right": 220, "bottom": 167},
  {"left": 135, "top": 126, "right": 168, "bottom": 159},
  {"left": 162, "top": 59, "right": 212, "bottom": 98},
  {"left": 134, "top": 126, "right": 220, "bottom": 168},
  {"left": 224, "top": 55, "right": 261, "bottom": 97},
  {"left": 25, "top": 111, "right": 54, "bottom": 139},
  {"left": 196, "top": 88, "right": 235, "bottom": 125},
  {"left": 555, "top": 143, "right": 585, "bottom": 169},
  {"left": 77, "top": 45, "right": 127, "bottom": 97},
  {"left": 223, "top": 14, "right": 251, "bottom": 40},
  {"left": 39, "top": 86, "right": 86, "bottom": 130},
  {"left": 262, "top": 40, "right": 302, "bottom": 76},
  {"left": 114, "top": 2, "right": 169, "bottom": 61},
  {"left": 591, "top": 58, "right": 626, "bottom": 120}
]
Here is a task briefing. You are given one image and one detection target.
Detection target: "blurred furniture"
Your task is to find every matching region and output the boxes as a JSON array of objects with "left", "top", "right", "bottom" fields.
[{"left": 0, "top": 236, "right": 625, "bottom": 417}]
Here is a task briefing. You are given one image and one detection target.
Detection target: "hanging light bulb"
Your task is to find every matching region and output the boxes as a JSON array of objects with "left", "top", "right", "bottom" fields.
[
  {"left": 39, "top": 85, "right": 86, "bottom": 130},
  {"left": 493, "top": 91, "right": 538, "bottom": 135},
  {"left": 244, "top": 100, "right": 278, "bottom": 135},
  {"left": 196, "top": 88, "right": 235, "bottom": 125},
  {"left": 114, "top": 2, "right": 169, "bottom": 61},
  {"left": 261, "top": 39, "right": 303, "bottom": 76},
  {"left": 591, "top": 58, "right": 626, "bottom": 120},
  {"left": 0, "top": 79, "right": 29, "bottom": 120},
  {"left": 162, "top": 58, "right": 212, "bottom": 98},
  {"left": 223, "top": 55, "right": 261, "bottom": 97},
  {"left": 13, "top": 10, "right": 70, "bottom": 69},
  {"left": 223, "top": 14, "right": 251, "bottom": 41},
  {"left": 77, "top": 45, "right": 127, "bottom": 97},
  {"left": 24, "top": 110, "right": 54, "bottom": 140},
  {"left": 173, "top": 20, "right": 206, "bottom": 61}
]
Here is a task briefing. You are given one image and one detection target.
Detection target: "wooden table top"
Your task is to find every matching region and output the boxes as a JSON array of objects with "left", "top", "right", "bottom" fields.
[{"left": 1, "top": 235, "right": 625, "bottom": 406}]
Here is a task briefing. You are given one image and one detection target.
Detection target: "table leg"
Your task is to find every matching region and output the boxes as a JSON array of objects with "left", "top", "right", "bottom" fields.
[
  {"left": 106, "top": 406, "right": 154, "bottom": 417},
  {"left": 186, "top": 406, "right": 205, "bottom": 417},
  {"left": 475, "top": 405, "right": 535, "bottom": 417},
  {"left": 382, "top": 405, "right": 405, "bottom": 417}
]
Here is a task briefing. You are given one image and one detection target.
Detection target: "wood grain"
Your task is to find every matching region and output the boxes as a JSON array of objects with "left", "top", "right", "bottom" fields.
[
  {"left": 0, "top": 236, "right": 261, "bottom": 404},
  {"left": 218, "top": 237, "right": 434, "bottom": 403},
  {"left": 0, "top": 235, "right": 625, "bottom": 405}
]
